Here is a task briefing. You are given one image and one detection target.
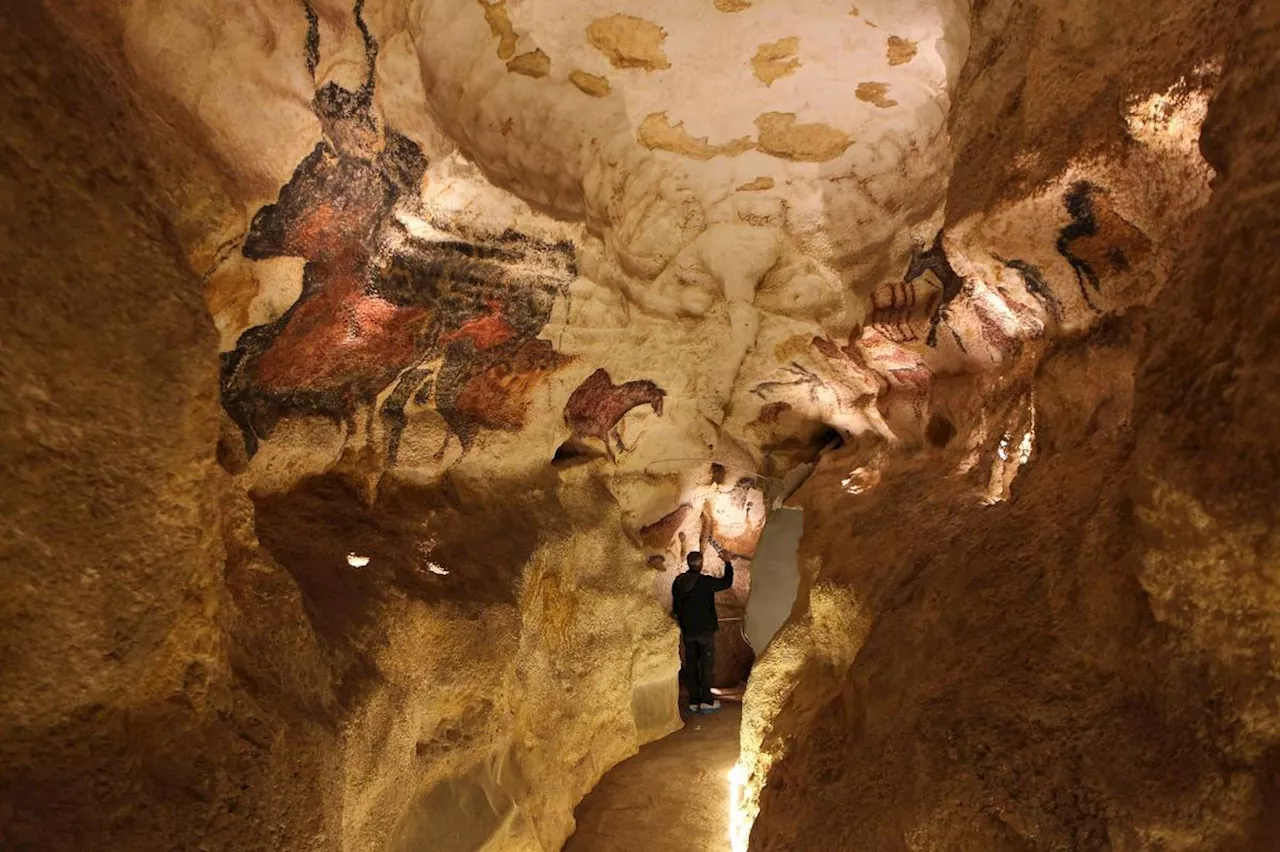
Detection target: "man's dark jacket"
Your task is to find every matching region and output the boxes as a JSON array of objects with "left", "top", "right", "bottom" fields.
[{"left": 671, "top": 561, "right": 734, "bottom": 635}]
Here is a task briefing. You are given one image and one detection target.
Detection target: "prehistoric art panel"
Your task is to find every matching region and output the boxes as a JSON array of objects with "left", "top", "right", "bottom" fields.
[
  {"left": 561, "top": 368, "right": 666, "bottom": 461},
  {"left": 220, "top": 0, "right": 577, "bottom": 462}
]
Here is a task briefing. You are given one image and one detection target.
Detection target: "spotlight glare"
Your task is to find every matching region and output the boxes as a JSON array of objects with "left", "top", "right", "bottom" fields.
[{"left": 728, "top": 762, "right": 751, "bottom": 852}]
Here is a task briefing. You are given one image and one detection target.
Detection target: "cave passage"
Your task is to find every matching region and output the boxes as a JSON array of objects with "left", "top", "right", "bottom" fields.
[
  {"left": 5, "top": 1, "right": 1280, "bottom": 851},
  {"left": 565, "top": 702, "right": 743, "bottom": 852}
]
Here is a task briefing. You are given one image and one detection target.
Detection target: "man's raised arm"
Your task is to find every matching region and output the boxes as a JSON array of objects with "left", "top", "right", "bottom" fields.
[{"left": 710, "top": 559, "right": 734, "bottom": 591}]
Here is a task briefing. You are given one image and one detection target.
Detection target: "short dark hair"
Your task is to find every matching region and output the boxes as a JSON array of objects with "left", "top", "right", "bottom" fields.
[{"left": 686, "top": 551, "right": 703, "bottom": 566}]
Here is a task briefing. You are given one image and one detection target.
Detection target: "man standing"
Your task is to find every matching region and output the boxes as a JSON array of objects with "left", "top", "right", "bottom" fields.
[{"left": 671, "top": 550, "right": 734, "bottom": 714}]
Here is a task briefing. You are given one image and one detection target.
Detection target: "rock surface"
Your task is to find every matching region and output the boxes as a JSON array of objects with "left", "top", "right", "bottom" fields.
[
  {"left": 741, "top": 2, "right": 1280, "bottom": 850},
  {"left": 2, "top": 0, "right": 1278, "bottom": 849}
]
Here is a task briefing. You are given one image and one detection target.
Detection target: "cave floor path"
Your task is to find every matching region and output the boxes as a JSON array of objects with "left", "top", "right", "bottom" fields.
[{"left": 564, "top": 703, "right": 742, "bottom": 852}]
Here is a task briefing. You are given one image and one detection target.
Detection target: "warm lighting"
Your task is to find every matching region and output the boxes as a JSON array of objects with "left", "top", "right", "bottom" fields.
[
  {"left": 984, "top": 395, "right": 1035, "bottom": 504},
  {"left": 841, "top": 466, "right": 879, "bottom": 495},
  {"left": 728, "top": 762, "right": 751, "bottom": 852},
  {"left": 1125, "top": 66, "right": 1217, "bottom": 157},
  {"left": 1017, "top": 426, "right": 1033, "bottom": 464},
  {"left": 346, "top": 553, "right": 370, "bottom": 568}
]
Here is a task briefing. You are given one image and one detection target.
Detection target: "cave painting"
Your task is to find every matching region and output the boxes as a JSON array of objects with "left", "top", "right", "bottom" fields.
[
  {"left": 866, "top": 276, "right": 927, "bottom": 345},
  {"left": 744, "top": 399, "right": 838, "bottom": 467},
  {"left": 562, "top": 368, "right": 666, "bottom": 460},
  {"left": 751, "top": 361, "right": 828, "bottom": 406},
  {"left": 640, "top": 503, "right": 693, "bottom": 551},
  {"left": 908, "top": 234, "right": 967, "bottom": 349},
  {"left": 1056, "top": 181, "right": 1153, "bottom": 312},
  {"left": 706, "top": 477, "right": 764, "bottom": 559},
  {"left": 862, "top": 233, "right": 967, "bottom": 350},
  {"left": 995, "top": 255, "right": 1063, "bottom": 324},
  {"left": 869, "top": 221, "right": 1104, "bottom": 352},
  {"left": 638, "top": 475, "right": 763, "bottom": 562},
  {"left": 220, "top": 0, "right": 576, "bottom": 461},
  {"left": 817, "top": 333, "right": 901, "bottom": 394}
]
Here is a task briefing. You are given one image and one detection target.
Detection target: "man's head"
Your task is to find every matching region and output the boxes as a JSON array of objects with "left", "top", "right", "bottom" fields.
[{"left": 686, "top": 551, "right": 704, "bottom": 573}]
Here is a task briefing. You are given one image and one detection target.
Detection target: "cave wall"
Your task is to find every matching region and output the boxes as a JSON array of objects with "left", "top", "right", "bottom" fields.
[
  {"left": 0, "top": 3, "right": 264, "bottom": 847},
  {"left": 0, "top": 3, "right": 683, "bottom": 850},
  {"left": 7, "top": 0, "right": 1279, "bottom": 849},
  {"left": 742, "top": 1, "right": 1280, "bottom": 849}
]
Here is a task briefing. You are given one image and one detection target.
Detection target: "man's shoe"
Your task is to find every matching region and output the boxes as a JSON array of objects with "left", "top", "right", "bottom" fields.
[
  {"left": 686, "top": 704, "right": 699, "bottom": 713},
  {"left": 698, "top": 700, "right": 721, "bottom": 713}
]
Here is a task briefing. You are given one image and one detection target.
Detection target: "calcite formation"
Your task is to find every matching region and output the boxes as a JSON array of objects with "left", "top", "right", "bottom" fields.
[{"left": 2, "top": 0, "right": 1278, "bottom": 849}]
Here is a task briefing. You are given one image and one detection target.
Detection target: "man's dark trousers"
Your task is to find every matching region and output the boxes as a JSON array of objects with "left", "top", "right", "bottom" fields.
[{"left": 683, "top": 632, "right": 716, "bottom": 705}]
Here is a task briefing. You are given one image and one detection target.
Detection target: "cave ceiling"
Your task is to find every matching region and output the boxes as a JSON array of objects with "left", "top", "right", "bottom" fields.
[{"left": 101, "top": 0, "right": 1216, "bottom": 561}]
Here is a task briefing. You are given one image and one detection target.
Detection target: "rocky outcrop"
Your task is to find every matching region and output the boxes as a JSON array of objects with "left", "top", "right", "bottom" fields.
[
  {"left": 741, "top": 1, "right": 1279, "bottom": 849},
  {"left": 0, "top": 3, "right": 236, "bottom": 847}
]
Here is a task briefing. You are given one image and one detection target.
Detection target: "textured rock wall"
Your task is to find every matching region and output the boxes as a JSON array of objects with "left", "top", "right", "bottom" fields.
[
  {"left": 742, "top": 1, "right": 1280, "bottom": 849},
  {"left": 1, "top": 4, "right": 681, "bottom": 851},
  {"left": 8, "top": 0, "right": 1279, "bottom": 848},
  {"left": 238, "top": 468, "right": 679, "bottom": 852},
  {"left": 0, "top": 3, "right": 243, "bottom": 847}
]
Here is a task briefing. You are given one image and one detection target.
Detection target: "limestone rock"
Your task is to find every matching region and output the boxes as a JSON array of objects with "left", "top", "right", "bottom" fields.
[
  {"left": 4, "top": 0, "right": 1279, "bottom": 849},
  {"left": 754, "top": 111, "right": 854, "bottom": 162},
  {"left": 741, "top": 2, "right": 1278, "bottom": 850},
  {"left": 751, "top": 37, "right": 801, "bottom": 87},
  {"left": 586, "top": 14, "right": 671, "bottom": 71}
]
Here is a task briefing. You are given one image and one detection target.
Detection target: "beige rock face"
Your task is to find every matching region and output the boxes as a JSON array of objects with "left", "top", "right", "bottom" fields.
[
  {"left": 637, "top": 112, "right": 757, "bottom": 159},
  {"left": 751, "top": 37, "right": 801, "bottom": 86},
  {"left": 3, "top": 0, "right": 1279, "bottom": 850},
  {"left": 753, "top": 111, "right": 855, "bottom": 162},
  {"left": 585, "top": 14, "right": 671, "bottom": 71},
  {"left": 855, "top": 80, "right": 897, "bottom": 108},
  {"left": 0, "top": 3, "right": 247, "bottom": 847},
  {"left": 507, "top": 48, "right": 551, "bottom": 78},
  {"left": 569, "top": 69, "right": 610, "bottom": 97},
  {"left": 886, "top": 35, "right": 918, "bottom": 65},
  {"left": 0, "top": 3, "right": 677, "bottom": 850}
]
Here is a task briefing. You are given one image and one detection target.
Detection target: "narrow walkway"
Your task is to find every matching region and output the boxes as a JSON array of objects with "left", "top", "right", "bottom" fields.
[{"left": 564, "top": 703, "right": 742, "bottom": 852}]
